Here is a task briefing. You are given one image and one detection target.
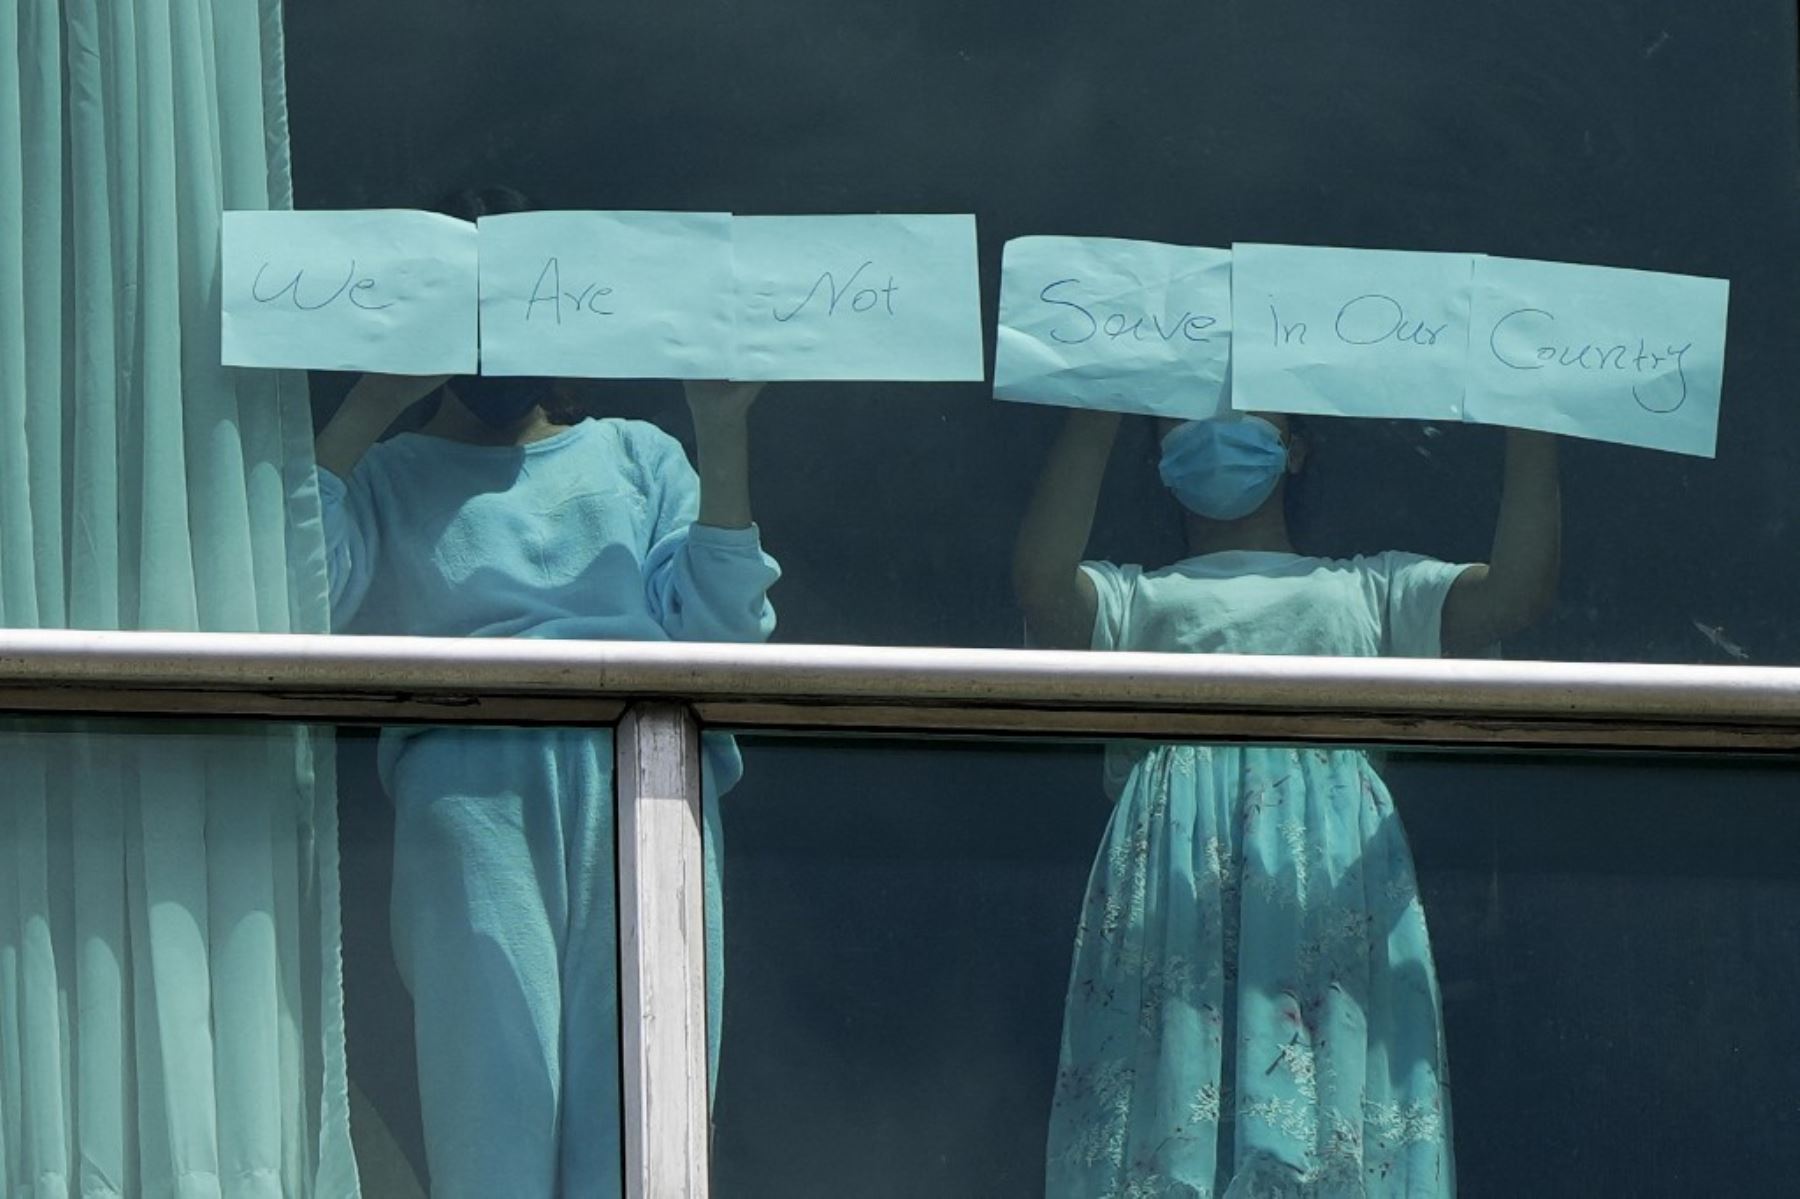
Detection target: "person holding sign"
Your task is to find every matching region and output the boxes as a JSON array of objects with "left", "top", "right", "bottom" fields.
[
  {"left": 312, "top": 186, "right": 779, "bottom": 1199},
  {"left": 1015, "top": 408, "right": 1558, "bottom": 1196}
]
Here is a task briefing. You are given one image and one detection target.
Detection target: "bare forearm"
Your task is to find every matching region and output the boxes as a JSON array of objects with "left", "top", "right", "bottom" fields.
[
  {"left": 1012, "top": 409, "right": 1119, "bottom": 645},
  {"left": 314, "top": 376, "right": 434, "bottom": 477},
  {"left": 1488, "top": 429, "right": 1560, "bottom": 617},
  {"left": 692, "top": 410, "right": 752, "bottom": 529},
  {"left": 1015, "top": 410, "right": 1119, "bottom": 581}
]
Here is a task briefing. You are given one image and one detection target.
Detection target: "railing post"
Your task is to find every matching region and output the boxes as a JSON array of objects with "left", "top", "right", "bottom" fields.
[{"left": 617, "top": 702, "right": 710, "bottom": 1198}]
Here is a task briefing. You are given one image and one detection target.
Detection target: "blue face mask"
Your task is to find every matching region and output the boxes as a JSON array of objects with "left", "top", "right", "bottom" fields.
[{"left": 1158, "top": 416, "right": 1289, "bottom": 521}]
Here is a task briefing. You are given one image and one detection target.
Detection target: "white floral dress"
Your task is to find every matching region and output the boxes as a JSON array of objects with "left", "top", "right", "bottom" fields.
[{"left": 1046, "top": 551, "right": 1468, "bottom": 1199}]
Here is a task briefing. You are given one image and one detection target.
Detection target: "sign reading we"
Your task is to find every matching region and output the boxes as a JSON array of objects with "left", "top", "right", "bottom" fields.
[{"left": 222, "top": 210, "right": 479, "bottom": 374}]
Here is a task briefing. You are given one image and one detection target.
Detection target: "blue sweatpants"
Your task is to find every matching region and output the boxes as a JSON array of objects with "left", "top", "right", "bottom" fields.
[{"left": 386, "top": 728, "right": 728, "bottom": 1198}]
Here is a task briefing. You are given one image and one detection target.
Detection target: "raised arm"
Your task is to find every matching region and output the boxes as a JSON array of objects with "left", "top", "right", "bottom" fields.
[
  {"left": 684, "top": 379, "right": 760, "bottom": 529},
  {"left": 1441, "top": 429, "right": 1561, "bottom": 655},
  {"left": 1012, "top": 409, "right": 1120, "bottom": 649},
  {"left": 642, "top": 381, "right": 779, "bottom": 644},
  {"left": 314, "top": 373, "right": 447, "bottom": 478}
]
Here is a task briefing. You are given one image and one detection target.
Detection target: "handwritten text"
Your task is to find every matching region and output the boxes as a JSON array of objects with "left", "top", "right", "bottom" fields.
[
  {"left": 772, "top": 260, "right": 898, "bottom": 322},
  {"left": 250, "top": 259, "right": 394, "bottom": 312},
  {"left": 524, "top": 257, "right": 615, "bottom": 323},
  {"left": 1488, "top": 307, "right": 1692, "bottom": 413},
  {"left": 1038, "top": 279, "right": 1218, "bottom": 346}
]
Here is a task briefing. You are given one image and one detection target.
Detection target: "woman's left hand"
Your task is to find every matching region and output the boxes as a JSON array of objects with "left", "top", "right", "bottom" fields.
[{"left": 684, "top": 381, "right": 761, "bottom": 529}]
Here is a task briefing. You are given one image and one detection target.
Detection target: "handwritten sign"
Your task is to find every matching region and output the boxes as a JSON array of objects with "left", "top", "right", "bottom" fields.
[
  {"left": 1468, "top": 256, "right": 1727, "bottom": 457},
  {"left": 992, "top": 237, "right": 1231, "bottom": 418},
  {"left": 731, "top": 214, "right": 983, "bottom": 381},
  {"left": 477, "top": 211, "right": 735, "bottom": 378},
  {"left": 1230, "top": 244, "right": 1473, "bottom": 422},
  {"left": 221, "top": 210, "right": 478, "bottom": 373}
]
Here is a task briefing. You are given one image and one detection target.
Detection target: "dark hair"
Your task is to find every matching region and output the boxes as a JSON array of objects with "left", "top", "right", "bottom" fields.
[
  {"left": 1281, "top": 414, "right": 1320, "bottom": 551},
  {"left": 431, "top": 185, "right": 535, "bottom": 221},
  {"left": 414, "top": 186, "right": 552, "bottom": 428}
]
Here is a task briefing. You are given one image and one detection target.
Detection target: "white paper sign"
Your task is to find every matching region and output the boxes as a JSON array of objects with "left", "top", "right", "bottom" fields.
[
  {"left": 993, "top": 236, "right": 1232, "bottom": 418},
  {"left": 221, "top": 210, "right": 478, "bottom": 374},
  {"left": 1230, "top": 243, "right": 1473, "bottom": 422},
  {"left": 1468, "top": 256, "right": 1728, "bottom": 458},
  {"left": 477, "top": 211, "right": 736, "bottom": 378},
  {"left": 731, "top": 214, "right": 984, "bottom": 381}
]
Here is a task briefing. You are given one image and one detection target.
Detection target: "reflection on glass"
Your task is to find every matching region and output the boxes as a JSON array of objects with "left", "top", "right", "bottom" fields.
[
  {"left": 714, "top": 736, "right": 1800, "bottom": 1197},
  {"left": 311, "top": 187, "right": 780, "bottom": 1196}
]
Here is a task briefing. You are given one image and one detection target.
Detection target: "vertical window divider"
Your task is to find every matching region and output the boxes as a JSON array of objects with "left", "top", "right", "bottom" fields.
[{"left": 616, "top": 701, "right": 711, "bottom": 1198}]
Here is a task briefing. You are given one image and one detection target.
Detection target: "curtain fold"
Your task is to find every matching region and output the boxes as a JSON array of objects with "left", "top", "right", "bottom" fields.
[{"left": 0, "top": 1, "right": 354, "bottom": 1195}]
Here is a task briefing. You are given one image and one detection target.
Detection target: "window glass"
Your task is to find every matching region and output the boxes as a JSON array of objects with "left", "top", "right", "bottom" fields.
[
  {"left": 0, "top": 718, "right": 358, "bottom": 1193},
  {"left": 337, "top": 722, "right": 627, "bottom": 1197},
  {"left": 713, "top": 733, "right": 1800, "bottom": 1195},
  {"left": 0, "top": 718, "right": 624, "bottom": 1199},
  {"left": 281, "top": 2, "right": 1798, "bottom": 665},
  {"left": 26, "top": 1, "right": 1795, "bottom": 1196}
]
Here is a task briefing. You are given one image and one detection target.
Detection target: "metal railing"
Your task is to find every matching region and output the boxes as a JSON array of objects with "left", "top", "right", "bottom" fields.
[
  {"left": 5, "top": 629, "right": 1800, "bottom": 1197},
  {"left": 5, "top": 629, "right": 1800, "bottom": 749}
]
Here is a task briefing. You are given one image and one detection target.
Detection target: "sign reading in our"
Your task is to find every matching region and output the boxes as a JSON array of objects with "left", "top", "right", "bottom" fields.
[
  {"left": 993, "top": 236, "right": 1232, "bottom": 419},
  {"left": 1225, "top": 244, "right": 1727, "bottom": 456},
  {"left": 1229, "top": 244, "right": 1473, "bottom": 423},
  {"left": 221, "top": 210, "right": 479, "bottom": 374}
]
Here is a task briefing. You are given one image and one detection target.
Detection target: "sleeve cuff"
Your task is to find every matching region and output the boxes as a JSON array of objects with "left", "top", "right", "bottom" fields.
[{"left": 686, "top": 522, "right": 765, "bottom": 550}]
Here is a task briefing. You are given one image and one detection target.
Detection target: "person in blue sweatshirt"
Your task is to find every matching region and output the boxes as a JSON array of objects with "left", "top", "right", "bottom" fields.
[{"left": 314, "top": 186, "right": 777, "bottom": 1198}]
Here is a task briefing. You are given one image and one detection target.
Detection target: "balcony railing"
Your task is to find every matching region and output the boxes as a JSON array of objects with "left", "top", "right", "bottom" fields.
[{"left": 4, "top": 629, "right": 1798, "bottom": 1196}]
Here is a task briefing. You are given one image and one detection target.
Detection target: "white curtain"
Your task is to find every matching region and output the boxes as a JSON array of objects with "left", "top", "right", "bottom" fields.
[{"left": 0, "top": 0, "right": 356, "bottom": 1195}]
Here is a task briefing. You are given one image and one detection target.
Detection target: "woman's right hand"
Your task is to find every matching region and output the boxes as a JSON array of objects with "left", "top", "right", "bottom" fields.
[{"left": 345, "top": 372, "right": 451, "bottom": 416}]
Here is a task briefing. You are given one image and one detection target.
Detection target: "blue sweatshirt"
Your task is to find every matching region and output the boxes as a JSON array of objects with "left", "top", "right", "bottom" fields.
[{"left": 318, "top": 416, "right": 778, "bottom": 645}]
